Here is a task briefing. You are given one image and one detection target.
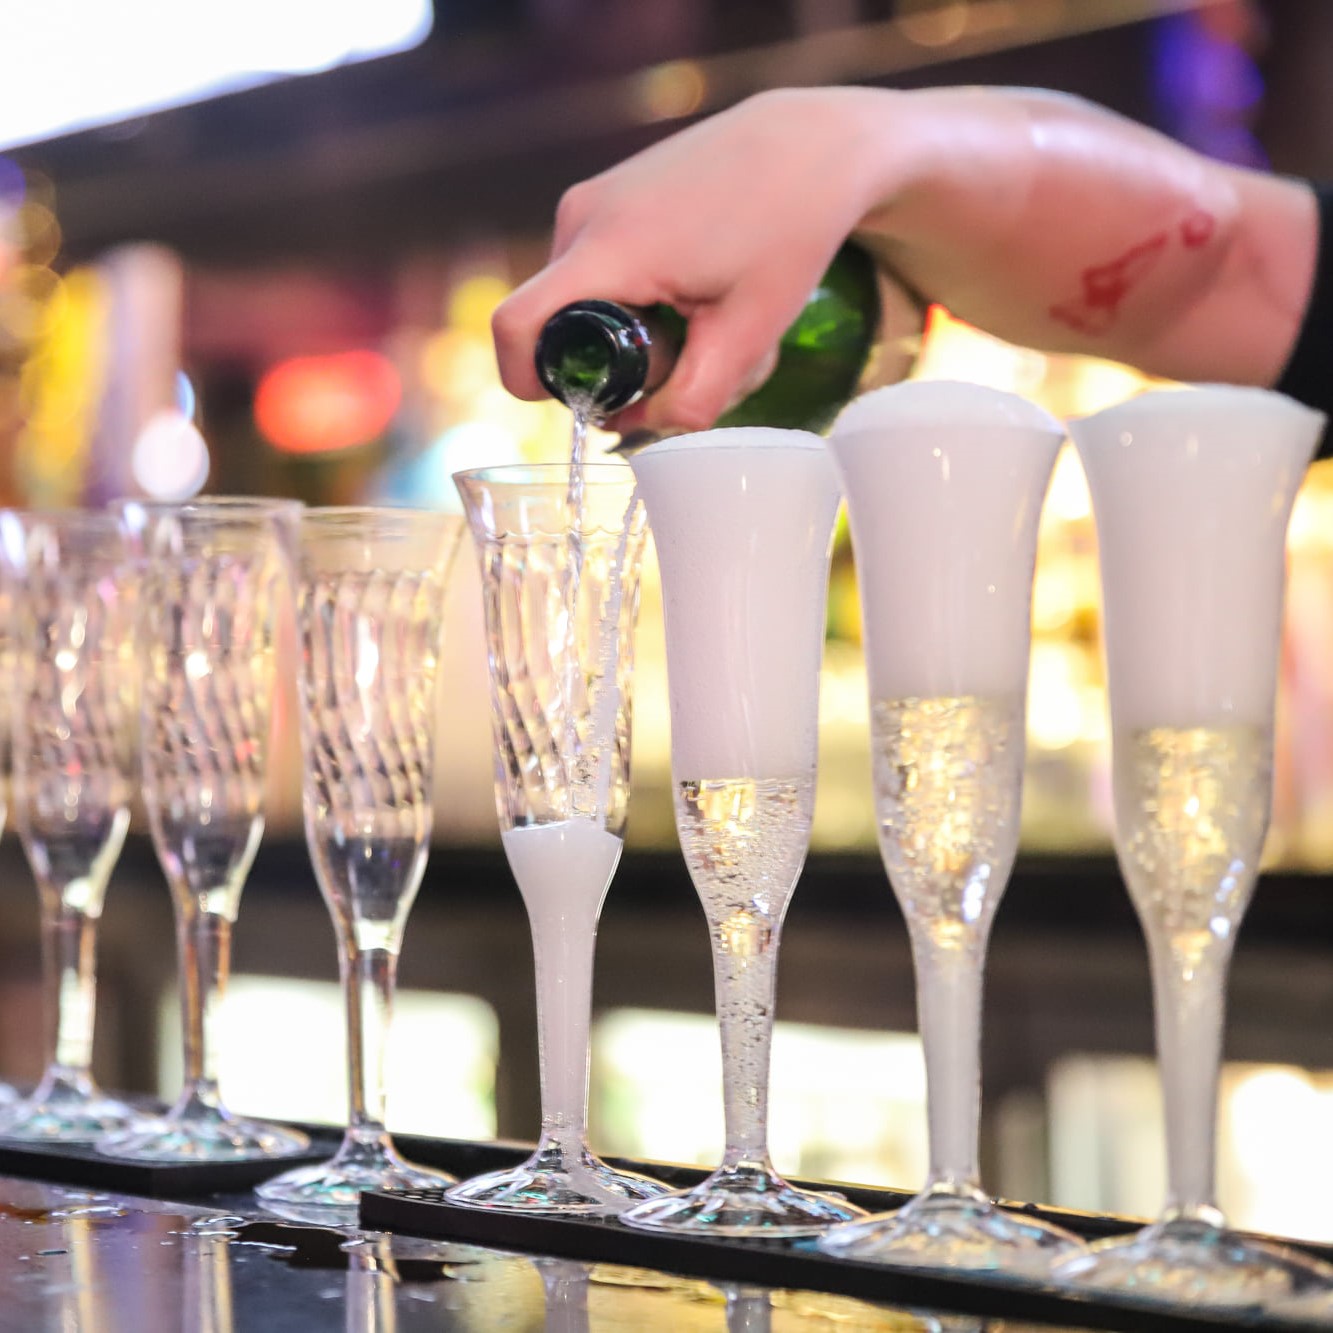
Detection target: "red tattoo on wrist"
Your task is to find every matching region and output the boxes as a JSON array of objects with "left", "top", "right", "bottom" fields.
[
  {"left": 1049, "top": 231, "right": 1168, "bottom": 335},
  {"left": 1047, "top": 208, "right": 1216, "bottom": 335}
]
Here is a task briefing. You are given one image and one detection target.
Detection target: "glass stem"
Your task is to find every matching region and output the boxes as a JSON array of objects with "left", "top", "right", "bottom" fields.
[
  {"left": 176, "top": 897, "right": 231, "bottom": 1107},
  {"left": 42, "top": 900, "right": 100, "bottom": 1077},
  {"left": 1148, "top": 933, "right": 1230, "bottom": 1225},
  {"left": 910, "top": 925, "right": 985, "bottom": 1194},
  {"left": 342, "top": 937, "right": 399, "bottom": 1139},
  {"left": 528, "top": 895, "right": 601, "bottom": 1156},
  {"left": 710, "top": 914, "right": 781, "bottom": 1171}
]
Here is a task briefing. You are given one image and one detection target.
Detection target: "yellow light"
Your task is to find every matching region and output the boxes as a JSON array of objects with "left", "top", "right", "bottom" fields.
[
  {"left": 0, "top": 262, "right": 60, "bottom": 342},
  {"left": 1288, "top": 467, "right": 1333, "bottom": 552},
  {"left": 913, "top": 306, "right": 1048, "bottom": 395},
  {"left": 899, "top": 0, "right": 969, "bottom": 46},
  {"left": 447, "top": 273, "right": 511, "bottom": 335},
  {"left": 1045, "top": 443, "right": 1092, "bottom": 522},
  {"left": 1067, "top": 358, "right": 1149, "bottom": 416},
  {"left": 634, "top": 60, "right": 707, "bottom": 123},
  {"left": 1027, "top": 642, "right": 1087, "bottom": 751},
  {"left": 15, "top": 264, "right": 108, "bottom": 506},
  {"left": 420, "top": 327, "right": 497, "bottom": 401}
]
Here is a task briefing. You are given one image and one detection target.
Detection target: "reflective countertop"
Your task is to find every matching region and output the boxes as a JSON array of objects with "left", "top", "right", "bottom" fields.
[{"left": 0, "top": 1173, "right": 1100, "bottom": 1333}]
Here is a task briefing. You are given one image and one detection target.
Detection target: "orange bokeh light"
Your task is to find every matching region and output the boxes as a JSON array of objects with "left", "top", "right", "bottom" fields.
[{"left": 255, "top": 349, "right": 400, "bottom": 455}]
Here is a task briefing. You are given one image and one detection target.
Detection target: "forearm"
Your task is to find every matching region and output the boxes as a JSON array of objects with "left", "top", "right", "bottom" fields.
[
  {"left": 852, "top": 87, "right": 1318, "bottom": 386},
  {"left": 491, "top": 84, "right": 1321, "bottom": 430}
]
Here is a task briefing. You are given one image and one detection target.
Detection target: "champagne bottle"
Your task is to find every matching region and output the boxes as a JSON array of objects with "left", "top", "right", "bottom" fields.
[{"left": 534, "top": 242, "right": 884, "bottom": 432}]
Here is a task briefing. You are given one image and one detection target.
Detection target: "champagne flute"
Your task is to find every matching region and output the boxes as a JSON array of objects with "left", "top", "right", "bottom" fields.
[
  {"left": 257, "top": 507, "right": 463, "bottom": 1220},
  {"left": 1053, "top": 386, "right": 1333, "bottom": 1308},
  {"left": 447, "top": 463, "right": 666, "bottom": 1214},
  {"left": 98, "top": 498, "right": 310, "bottom": 1162},
  {"left": 0, "top": 509, "right": 139, "bottom": 1142},
  {"left": 817, "top": 382, "right": 1079, "bottom": 1271},
  {"left": 621, "top": 428, "right": 864, "bottom": 1237}
]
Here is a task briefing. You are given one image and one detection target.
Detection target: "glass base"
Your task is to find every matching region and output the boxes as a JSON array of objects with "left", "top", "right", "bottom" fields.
[
  {"left": 1054, "top": 1216, "right": 1333, "bottom": 1311},
  {"left": 446, "top": 1137, "right": 668, "bottom": 1216},
  {"left": 96, "top": 1091, "right": 311, "bottom": 1162},
  {"left": 817, "top": 1185, "right": 1080, "bottom": 1274},
  {"left": 622, "top": 1161, "right": 865, "bottom": 1238},
  {"left": 256, "top": 1125, "right": 454, "bottom": 1223},
  {"left": 0, "top": 1069, "right": 139, "bottom": 1144}
]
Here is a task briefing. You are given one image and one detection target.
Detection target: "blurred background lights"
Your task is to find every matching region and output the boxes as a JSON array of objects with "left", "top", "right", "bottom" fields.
[
  {"left": 130, "top": 408, "right": 210, "bottom": 499},
  {"left": 377, "top": 419, "right": 521, "bottom": 508},
  {"left": 0, "top": 0, "right": 435, "bottom": 150},
  {"left": 255, "top": 348, "right": 401, "bottom": 454},
  {"left": 175, "top": 369, "right": 197, "bottom": 422},
  {"left": 447, "top": 272, "right": 511, "bottom": 332},
  {"left": 634, "top": 60, "right": 708, "bottom": 122},
  {"left": 0, "top": 158, "right": 23, "bottom": 209}
]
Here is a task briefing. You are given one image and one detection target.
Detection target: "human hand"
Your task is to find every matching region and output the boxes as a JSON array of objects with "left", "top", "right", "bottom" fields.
[{"left": 492, "top": 86, "right": 905, "bottom": 434}]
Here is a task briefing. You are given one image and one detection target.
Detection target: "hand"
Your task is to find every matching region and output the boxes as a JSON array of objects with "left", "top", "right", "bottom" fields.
[
  {"left": 492, "top": 87, "right": 902, "bottom": 433},
  {"left": 495, "top": 83, "right": 1317, "bottom": 423}
]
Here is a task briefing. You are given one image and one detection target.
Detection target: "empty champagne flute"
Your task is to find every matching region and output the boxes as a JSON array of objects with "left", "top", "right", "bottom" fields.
[
  {"left": 621, "top": 428, "right": 865, "bottom": 1237},
  {"left": 1053, "top": 386, "right": 1333, "bottom": 1308},
  {"left": 257, "top": 507, "right": 463, "bottom": 1219},
  {"left": 99, "top": 498, "right": 311, "bottom": 1163},
  {"left": 817, "top": 382, "right": 1079, "bottom": 1271},
  {"left": 0, "top": 509, "right": 139, "bottom": 1142},
  {"left": 447, "top": 463, "right": 666, "bottom": 1214}
]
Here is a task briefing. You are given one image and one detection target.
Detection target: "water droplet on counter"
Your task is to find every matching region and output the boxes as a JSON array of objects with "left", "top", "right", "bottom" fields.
[{"left": 188, "top": 1215, "right": 246, "bottom": 1237}]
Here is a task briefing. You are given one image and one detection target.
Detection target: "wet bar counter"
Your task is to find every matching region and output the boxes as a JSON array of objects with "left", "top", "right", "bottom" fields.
[
  {"left": 0, "top": 1170, "right": 865, "bottom": 1333},
  {"left": 0, "top": 1152, "right": 1330, "bottom": 1333},
  {"left": 0, "top": 1170, "right": 1111, "bottom": 1333}
]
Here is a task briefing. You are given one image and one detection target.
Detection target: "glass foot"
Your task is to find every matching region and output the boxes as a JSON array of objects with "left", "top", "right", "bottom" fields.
[
  {"left": 256, "top": 1126, "right": 453, "bottom": 1223},
  {"left": 0, "top": 1069, "right": 139, "bottom": 1144},
  {"left": 1054, "top": 1216, "right": 1333, "bottom": 1311},
  {"left": 446, "top": 1137, "right": 668, "bottom": 1216},
  {"left": 97, "top": 1094, "right": 310, "bottom": 1162},
  {"left": 622, "top": 1161, "right": 865, "bottom": 1238},
  {"left": 817, "top": 1186, "right": 1080, "bottom": 1274}
]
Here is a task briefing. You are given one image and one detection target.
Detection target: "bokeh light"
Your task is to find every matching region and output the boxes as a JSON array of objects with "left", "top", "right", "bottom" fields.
[
  {"left": 634, "top": 61, "right": 707, "bottom": 123},
  {"left": 130, "top": 407, "right": 210, "bottom": 499},
  {"left": 255, "top": 348, "right": 401, "bottom": 454}
]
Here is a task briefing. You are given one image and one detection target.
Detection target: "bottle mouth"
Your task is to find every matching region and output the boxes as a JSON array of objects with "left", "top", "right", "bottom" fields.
[{"left": 535, "top": 300, "right": 652, "bottom": 414}]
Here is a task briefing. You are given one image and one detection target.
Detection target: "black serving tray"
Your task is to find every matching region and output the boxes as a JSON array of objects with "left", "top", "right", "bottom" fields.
[
  {"left": 360, "top": 1147, "right": 1333, "bottom": 1333},
  {"left": 0, "top": 1130, "right": 341, "bottom": 1197}
]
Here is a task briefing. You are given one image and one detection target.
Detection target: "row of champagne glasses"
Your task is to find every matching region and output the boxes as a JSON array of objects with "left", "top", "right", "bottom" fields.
[
  {"left": 0, "top": 376, "right": 1327, "bottom": 1316},
  {"left": 448, "top": 381, "right": 1333, "bottom": 1319},
  {"left": 0, "top": 503, "right": 468, "bottom": 1224}
]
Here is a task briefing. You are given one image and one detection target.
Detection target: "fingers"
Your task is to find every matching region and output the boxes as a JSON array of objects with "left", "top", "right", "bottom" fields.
[
  {"left": 495, "top": 239, "right": 828, "bottom": 434},
  {"left": 632, "top": 278, "right": 811, "bottom": 433},
  {"left": 550, "top": 179, "right": 596, "bottom": 261},
  {"left": 492, "top": 240, "right": 673, "bottom": 402},
  {"left": 491, "top": 273, "right": 562, "bottom": 401}
]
